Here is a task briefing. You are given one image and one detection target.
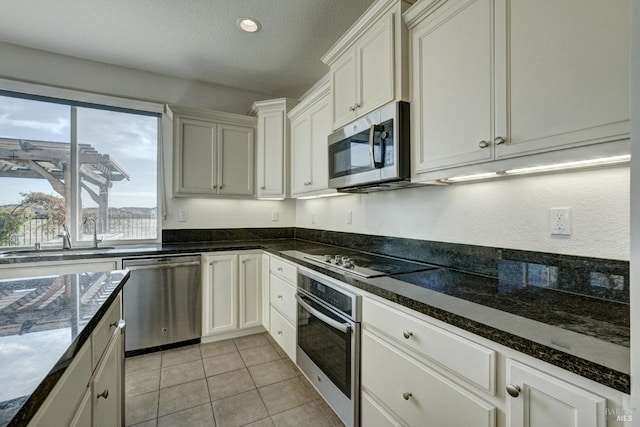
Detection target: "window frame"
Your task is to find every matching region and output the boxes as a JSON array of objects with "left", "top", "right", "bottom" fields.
[{"left": 0, "top": 78, "right": 164, "bottom": 246}]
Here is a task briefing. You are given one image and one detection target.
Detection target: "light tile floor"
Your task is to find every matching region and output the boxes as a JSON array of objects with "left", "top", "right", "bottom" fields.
[{"left": 125, "top": 332, "right": 345, "bottom": 427}]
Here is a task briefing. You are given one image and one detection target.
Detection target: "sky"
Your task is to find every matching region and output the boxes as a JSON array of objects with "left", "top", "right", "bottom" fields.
[{"left": 0, "top": 95, "right": 158, "bottom": 208}]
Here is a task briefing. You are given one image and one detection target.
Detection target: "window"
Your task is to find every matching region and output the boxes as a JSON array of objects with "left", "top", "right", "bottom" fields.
[{"left": 0, "top": 90, "right": 160, "bottom": 248}]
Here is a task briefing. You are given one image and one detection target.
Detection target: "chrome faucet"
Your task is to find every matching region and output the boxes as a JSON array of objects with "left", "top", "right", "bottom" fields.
[
  {"left": 84, "top": 217, "right": 102, "bottom": 248},
  {"left": 56, "top": 224, "right": 72, "bottom": 249}
]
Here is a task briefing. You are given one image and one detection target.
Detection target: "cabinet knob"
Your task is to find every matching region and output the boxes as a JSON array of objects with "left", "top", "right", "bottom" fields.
[
  {"left": 402, "top": 330, "right": 413, "bottom": 339},
  {"left": 402, "top": 391, "right": 412, "bottom": 401},
  {"left": 212, "top": 185, "right": 217, "bottom": 189},
  {"left": 260, "top": 186, "right": 266, "bottom": 190},
  {"left": 277, "top": 330, "right": 283, "bottom": 335},
  {"left": 478, "top": 140, "right": 490, "bottom": 149},
  {"left": 277, "top": 294, "right": 283, "bottom": 299},
  {"left": 349, "top": 105, "right": 355, "bottom": 112},
  {"left": 97, "top": 389, "right": 109, "bottom": 399},
  {"left": 506, "top": 384, "right": 521, "bottom": 398},
  {"left": 494, "top": 136, "right": 506, "bottom": 145},
  {"left": 277, "top": 267, "right": 283, "bottom": 272},
  {"left": 109, "top": 321, "right": 118, "bottom": 328},
  {"left": 355, "top": 103, "right": 361, "bottom": 109}
]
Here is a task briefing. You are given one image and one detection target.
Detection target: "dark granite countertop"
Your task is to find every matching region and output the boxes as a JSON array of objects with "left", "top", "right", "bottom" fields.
[
  {"left": 0, "top": 235, "right": 630, "bottom": 393},
  {"left": 0, "top": 270, "right": 129, "bottom": 427}
]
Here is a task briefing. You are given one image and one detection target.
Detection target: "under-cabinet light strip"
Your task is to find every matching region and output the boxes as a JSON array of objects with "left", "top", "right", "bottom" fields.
[{"left": 444, "top": 155, "right": 630, "bottom": 183}]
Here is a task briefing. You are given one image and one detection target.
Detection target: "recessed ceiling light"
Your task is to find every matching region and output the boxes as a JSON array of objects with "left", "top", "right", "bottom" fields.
[{"left": 238, "top": 18, "right": 261, "bottom": 33}]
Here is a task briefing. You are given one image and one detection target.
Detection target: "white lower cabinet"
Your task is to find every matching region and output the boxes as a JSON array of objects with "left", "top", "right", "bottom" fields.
[
  {"left": 362, "top": 330, "right": 496, "bottom": 427},
  {"left": 92, "top": 327, "right": 122, "bottom": 427},
  {"left": 265, "top": 255, "right": 298, "bottom": 362},
  {"left": 28, "top": 292, "right": 124, "bottom": 427},
  {"left": 202, "top": 251, "right": 263, "bottom": 338},
  {"left": 506, "top": 359, "right": 606, "bottom": 427}
]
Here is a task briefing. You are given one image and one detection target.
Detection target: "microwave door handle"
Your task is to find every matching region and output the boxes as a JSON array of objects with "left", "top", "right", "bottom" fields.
[
  {"left": 369, "top": 125, "right": 386, "bottom": 168},
  {"left": 295, "top": 293, "right": 352, "bottom": 334},
  {"left": 369, "top": 125, "right": 376, "bottom": 168}
]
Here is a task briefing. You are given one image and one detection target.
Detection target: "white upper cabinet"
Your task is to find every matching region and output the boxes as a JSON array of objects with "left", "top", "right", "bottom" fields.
[
  {"left": 409, "top": 0, "right": 494, "bottom": 172},
  {"left": 322, "top": 0, "right": 412, "bottom": 130},
  {"left": 405, "top": 0, "right": 630, "bottom": 181},
  {"left": 171, "top": 106, "right": 256, "bottom": 197},
  {"left": 249, "top": 98, "right": 298, "bottom": 199},
  {"left": 289, "top": 80, "right": 337, "bottom": 198}
]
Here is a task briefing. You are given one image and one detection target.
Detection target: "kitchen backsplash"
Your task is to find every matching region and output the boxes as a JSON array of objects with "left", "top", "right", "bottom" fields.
[{"left": 163, "top": 227, "right": 629, "bottom": 304}]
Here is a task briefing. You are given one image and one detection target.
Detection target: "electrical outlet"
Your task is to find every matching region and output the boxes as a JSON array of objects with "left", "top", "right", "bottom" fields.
[
  {"left": 550, "top": 208, "right": 571, "bottom": 235},
  {"left": 178, "top": 210, "right": 188, "bottom": 222},
  {"left": 346, "top": 210, "right": 352, "bottom": 225},
  {"left": 271, "top": 211, "right": 279, "bottom": 222}
]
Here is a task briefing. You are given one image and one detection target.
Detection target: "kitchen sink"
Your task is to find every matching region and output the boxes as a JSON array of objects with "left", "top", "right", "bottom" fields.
[{"left": 0, "top": 247, "right": 116, "bottom": 258}]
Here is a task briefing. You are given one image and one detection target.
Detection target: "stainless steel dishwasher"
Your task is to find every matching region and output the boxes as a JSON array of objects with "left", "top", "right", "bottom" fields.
[{"left": 122, "top": 255, "right": 201, "bottom": 356}]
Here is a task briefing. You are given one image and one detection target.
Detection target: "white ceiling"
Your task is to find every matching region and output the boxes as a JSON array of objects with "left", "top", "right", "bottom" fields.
[{"left": 0, "top": 0, "right": 376, "bottom": 99}]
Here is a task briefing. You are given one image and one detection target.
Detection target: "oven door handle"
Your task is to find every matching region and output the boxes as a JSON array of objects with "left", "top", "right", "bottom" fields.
[{"left": 295, "top": 293, "right": 352, "bottom": 334}]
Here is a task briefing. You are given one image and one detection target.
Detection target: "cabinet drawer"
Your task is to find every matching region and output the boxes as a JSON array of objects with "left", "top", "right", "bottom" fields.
[
  {"left": 363, "top": 297, "right": 495, "bottom": 393},
  {"left": 270, "top": 256, "right": 297, "bottom": 283},
  {"left": 269, "top": 273, "right": 297, "bottom": 324},
  {"left": 270, "top": 306, "right": 296, "bottom": 362},
  {"left": 92, "top": 292, "right": 122, "bottom": 369},
  {"left": 362, "top": 331, "right": 495, "bottom": 427}
]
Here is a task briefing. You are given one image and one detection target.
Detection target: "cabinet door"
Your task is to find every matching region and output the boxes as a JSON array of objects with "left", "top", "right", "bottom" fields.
[
  {"left": 175, "top": 117, "right": 218, "bottom": 194},
  {"left": 203, "top": 254, "right": 238, "bottom": 336},
  {"left": 308, "top": 94, "right": 331, "bottom": 191},
  {"left": 239, "top": 253, "right": 262, "bottom": 330},
  {"left": 494, "top": 0, "right": 629, "bottom": 158},
  {"left": 412, "top": 0, "right": 493, "bottom": 173},
  {"left": 357, "top": 13, "right": 395, "bottom": 117},
  {"left": 331, "top": 51, "right": 358, "bottom": 129},
  {"left": 290, "top": 115, "right": 312, "bottom": 195},
  {"left": 257, "top": 110, "right": 286, "bottom": 198},
  {"left": 261, "top": 254, "right": 271, "bottom": 329},
  {"left": 218, "top": 124, "right": 254, "bottom": 196},
  {"left": 506, "top": 359, "right": 606, "bottom": 427},
  {"left": 93, "top": 331, "right": 122, "bottom": 427}
]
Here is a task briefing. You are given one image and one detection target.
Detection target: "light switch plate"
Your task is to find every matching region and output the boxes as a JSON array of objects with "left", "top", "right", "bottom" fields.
[{"left": 178, "top": 210, "right": 188, "bottom": 222}]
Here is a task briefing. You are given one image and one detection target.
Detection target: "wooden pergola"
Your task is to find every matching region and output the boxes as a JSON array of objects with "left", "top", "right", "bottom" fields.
[{"left": 0, "top": 137, "right": 129, "bottom": 233}]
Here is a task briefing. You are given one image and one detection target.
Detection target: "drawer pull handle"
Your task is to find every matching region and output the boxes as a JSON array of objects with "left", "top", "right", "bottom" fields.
[
  {"left": 97, "top": 389, "right": 109, "bottom": 399},
  {"left": 277, "top": 267, "right": 283, "bottom": 272},
  {"left": 506, "top": 384, "right": 521, "bottom": 398},
  {"left": 402, "top": 391, "right": 412, "bottom": 401},
  {"left": 402, "top": 330, "right": 413, "bottom": 339},
  {"left": 277, "top": 330, "right": 283, "bottom": 335},
  {"left": 277, "top": 294, "right": 283, "bottom": 299}
]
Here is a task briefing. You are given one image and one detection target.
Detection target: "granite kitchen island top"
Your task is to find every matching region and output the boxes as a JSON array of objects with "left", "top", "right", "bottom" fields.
[
  {"left": 0, "top": 230, "right": 630, "bottom": 393},
  {"left": 0, "top": 269, "right": 129, "bottom": 427}
]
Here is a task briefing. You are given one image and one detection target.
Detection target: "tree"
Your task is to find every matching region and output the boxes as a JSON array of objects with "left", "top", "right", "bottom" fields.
[{"left": 0, "top": 192, "right": 65, "bottom": 246}]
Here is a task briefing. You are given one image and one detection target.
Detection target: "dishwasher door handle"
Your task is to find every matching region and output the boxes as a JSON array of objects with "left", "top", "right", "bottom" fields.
[{"left": 124, "top": 261, "right": 201, "bottom": 271}]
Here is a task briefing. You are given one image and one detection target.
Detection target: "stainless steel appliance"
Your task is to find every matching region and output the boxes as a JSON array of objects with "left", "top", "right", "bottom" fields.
[
  {"left": 303, "top": 252, "right": 436, "bottom": 278},
  {"left": 328, "top": 101, "right": 414, "bottom": 192},
  {"left": 296, "top": 269, "right": 361, "bottom": 427},
  {"left": 122, "top": 255, "right": 201, "bottom": 355}
]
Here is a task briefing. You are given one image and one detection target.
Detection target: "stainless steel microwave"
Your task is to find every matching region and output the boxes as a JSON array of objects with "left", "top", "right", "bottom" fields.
[{"left": 328, "top": 101, "right": 412, "bottom": 192}]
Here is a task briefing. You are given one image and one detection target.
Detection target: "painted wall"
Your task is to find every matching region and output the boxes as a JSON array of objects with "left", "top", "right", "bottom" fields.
[
  {"left": 0, "top": 41, "right": 297, "bottom": 231},
  {"left": 0, "top": 41, "right": 272, "bottom": 114},
  {"left": 296, "top": 166, "right": 630, "bottom": 260}
]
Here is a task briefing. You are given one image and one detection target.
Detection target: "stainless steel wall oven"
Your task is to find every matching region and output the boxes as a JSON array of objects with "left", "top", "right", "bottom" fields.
[{"left": 296, "top": 269, "right": 361, "bottom": 427}]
